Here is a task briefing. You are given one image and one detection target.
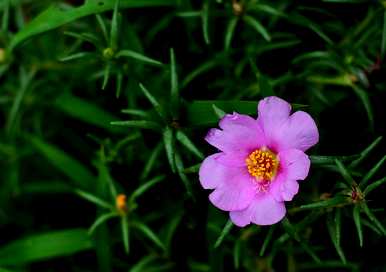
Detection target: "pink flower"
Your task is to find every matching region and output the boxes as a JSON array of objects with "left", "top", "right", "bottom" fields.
[{"left": 199, "top": 96, "right": 319, "bottom": 226}]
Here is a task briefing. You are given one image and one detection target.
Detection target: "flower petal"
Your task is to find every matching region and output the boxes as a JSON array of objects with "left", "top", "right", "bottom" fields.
[
  {"left": 275, "top": 111, "right": 319, "bottom": 152},
  {"left": 257, "top": 96, "right": 291, "bottom": 140},
  {"left": 205, "top": 113, "right": 265, "bottom": 153},
  {"left": 215, "top": 152, "right": 248, "bottom": 167},
  {"left": 199, "top": 153, "right": 228, "bottom": 189},
  {"left": 281, "top": 179, "right": 299, "bottom": 201},
  {"left": 230, "top": 193, "right": 286, "bottom": 226},
  {"left": 269, "top": 149, "right": 310, "bottom": 201},
  {"left": 208, "top": 169, "right": 256, "bottom": 211},
  {"left": 279, "top": 149, "right": 311, "bottom": 180}
]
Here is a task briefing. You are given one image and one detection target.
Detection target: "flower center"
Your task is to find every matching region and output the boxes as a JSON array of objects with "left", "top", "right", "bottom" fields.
[{"left": 246, "top": 148, "right": 278, "bottom": 181}]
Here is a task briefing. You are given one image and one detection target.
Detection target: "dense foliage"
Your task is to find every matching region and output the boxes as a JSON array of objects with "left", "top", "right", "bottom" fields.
[{"left": 1, "top": 0, "right": 386, "bottom": 271}]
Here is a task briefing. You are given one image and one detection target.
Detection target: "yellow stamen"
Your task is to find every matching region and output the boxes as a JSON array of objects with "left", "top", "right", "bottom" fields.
[
  {"left": 116, "top": 194, "right": 128, "bottom": 214},
  {"left": 246, "top": 148, "right": 278, "bottom": 181}
]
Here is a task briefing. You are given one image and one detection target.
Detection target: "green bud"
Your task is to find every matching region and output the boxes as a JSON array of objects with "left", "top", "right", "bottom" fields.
[{"left": 103, "top": 48, "right": 115, "bottom": 60}]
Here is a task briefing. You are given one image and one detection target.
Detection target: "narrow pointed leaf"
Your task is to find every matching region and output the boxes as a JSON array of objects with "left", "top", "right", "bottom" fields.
[
  {"left": 327, "top": 213, "right": 346, "bottom": 263},
  {"left": 170, "top": 48, "right": 179, "bottom": 117},
  {"left": 364, "top": 176, "right": 386, "bottom": 196},
  {"left": 116, "top": 50, "right": 162, "bottom": 66},
  {"left": 121, "top": 216, "right": 130, "bottom": 254},
  {"left": 116, "top": 72, "right": 123, "bottom": 98},
  {"left": 163, "top": 127, "right": 176, "bottom": 173},
  {"left": 202, "top": 1, "right": 210, "bottom": 44},
  {"left": 176, "top": 130, "right": 204, "bottom": 159},
  {"left": 89, "top": 212, "right": 118, "bottom": 235},
  {"left": 74, "top": 189, "right": 114, "bottom": 210},
  {"left": 141, "top": 142, "right": 163, "bottom": 179},
  {"left": 102, "top": 63, "right": 111, "bottom": 90},
  {"left": 350, "top": 136, "right": 382, "bottom": 168},
  {"left": 60, "top": 52, "right": 95, "bottom": 62},
  {"left": 110, "top": 0, "right": 120, "bottom": 50},
  {"left": 353, "top": 205, "right": 363, "bottom": 247},
  {"left": 225, "top": 17, "right": 238, "bottom": 50},
  {"left": 335, "top": 159, "right": 356, "bottom": 186},
  {"left": 139, "top": 83, "right": 166, "bottom": 119},
  {"left": 96, "top": 14, "right": 109, "bottom": 43},
  {"left": 300, "top": 195, "right": 347, "bottom": 210},
  {"left": 174, "top": 152, "right": 194, "bottom": 199},
  {"left": 360, "top": 155, "right": 386, "bottom": 189},
  {"left": 259, "top": 225, "right": 275, "bottom": 256},
  {"left": 110, "top": 120, "right": 161, "bottom": 131},
  {"left": 362, "top": 203, "right": 386, "bottom": 235},
  {"left": 214, "top": 219, "right": 233, "bottom": 248},
  {"left": 132, "top": 221, "right": 166, "bottom": 251},
  {"left": 243, "top": 15, "right": 271, "bottom": 41},
  {"left": 130, "top": 175, "right": 164, "bottom": 201}
]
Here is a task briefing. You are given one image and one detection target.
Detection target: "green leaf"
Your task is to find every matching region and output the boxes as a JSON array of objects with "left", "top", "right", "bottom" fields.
[
  {"left": 350, "top": 136, "right": 382, "bottom": 168},
  {"left": 176, "top": 130, "right": 204, "bottom": 159},
  {"left": 224, "top": 17, "right": 238, "bottom": 50},
  {"left": 110, "top": 0, "right": 120, "bottom": 50},
  {"left": 1, "top": 0, "right": 10, "bottom": 32},
  {"left": 121, "top": 216, "right": 130, "bottom": 254},
  {"left": 201, "top": 0, "right": 210, "bottom": 44},
  {"left": 364, "top": 176, "right": 386, "bottom": 196},
  {"left": 186, "top": 100, "right": 257, "bottom": 127},
  {"left": 212, "top": 104, "right": 226, "bottom": 119},
  {"left": 96, "top": 14, "right": 109, "bottom": 43},
  {"left": 140, "top": 142, "right": 163, "bottom": 180},
  {"left": 89, "top": 212, "right": 118, "bottom": 235},
  {"left": 55, "top": 93, "right": 122, "bottom": 133},
  {"left": 362, "top": 203, "right": 386, "bottom": 235},
  {"left": 59, "top": 51, "right": 95, "bottom": 62},
  {"left": 139, "top": 83, "right": 166, "bottom": 119},
  {"left": 0, "top": 229, "right": 93, "bottom": 266},
  {"left": 174, "top": 152, "right": 194, "bottom": 199},
  {"left": 359, "top": 155, "right": 386, "bottom": 189},
  {"left": 351, "top": 85, "right": 373, "bottom": 129},
  {"left": 163, "top": 127, "right": 176, "bottom": 173},
  {"left": 353, "top": 205, "right": 363, "bottom": 247},
  {"left": 30, "top": 137, "right": 94, "bottom": 189},
  {"left": 110, "top": 120, "right": 162, "bottom": 131},
  {"left": 335, "top": 159, "right": 356, "bottom": 186},
  {"left": 115, "top": 72, "right": 123, "bottom": 98},
  {"left": 130, "top": 175, "right": 164, "bottom": 201},
  {"left": 281, "top": 218, "right": 321, "bottom": 263},
  {"left": 102, "top": 63, "right": 111, "bottom": 90},
  {"left": 300, "top": 195, "right": 347, "bottom": 210},
  {"left": 129, "top": 255, "right": 158, "bottom": 272},
  {"left": 243, "top": 15, "right": 271, "bottom": 41},
  {"left": 327, "top": 212, "right": 346, "bottom": 263},
  {"left": 170, "top": 48, "right": 179, "bottom": 118},
  {"left": 132, "top": 221, "right": 166, "bottom": 251},
  {"left": 116, "top": 50, "right": 162, "bottom": 66},
  {"left": 214, "top": 219, "right": 233, "bottom": 248},
  {"left": 259, "top": 225, "right": 275, "bottom": 256},
  {"left": 74, "top": 188, "right": 114, "bottom": 210},
  {"left": 310, "top": 155, "right": 358, "bottom": 165},
  {"left": 233, "top": 239, "right": 241, "bottom": 269},
  {"left": 9, "top": 0, "right": 177, "bottom": 50}
]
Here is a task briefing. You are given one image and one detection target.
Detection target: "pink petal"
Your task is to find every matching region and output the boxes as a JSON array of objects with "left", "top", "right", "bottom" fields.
[
  {"left": 269, "top": 149, "right": 310, "bottom": 201},
  {"left": 275, "top": 111, "right": 319, "bottom": 152},
  {"left": 199, "top": 153, "right": 228, "bottom": 189},
  {"left": 205, "top": 113, "right": 265, "bottom": 153},
  {"left": 279, "top": 149, "right": 311, "bottom": 180},
  {"left": 230, "top": 193, "right": 286, "bottom": 226},
  {"left": 257, "top": 96, "right": 291, "bottom": 141},
  {"left": 281, "top": 179, "right": 299, "bottom": 201},
  {"left": 215, "top": 152, "right": 248, "bottom": 167},
  {"left": 208, "top": 169, "right": 256, "bottom": 211}
]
